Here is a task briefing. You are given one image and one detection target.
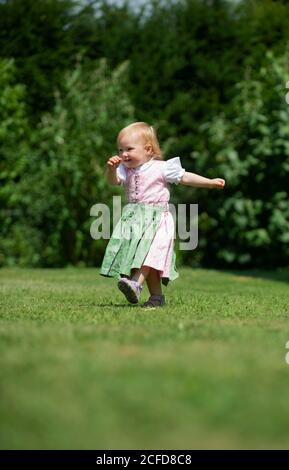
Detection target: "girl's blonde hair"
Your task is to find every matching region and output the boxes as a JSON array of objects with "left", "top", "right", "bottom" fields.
[{"left": 117, "top": 122, "right": 163, "bottom": 160}]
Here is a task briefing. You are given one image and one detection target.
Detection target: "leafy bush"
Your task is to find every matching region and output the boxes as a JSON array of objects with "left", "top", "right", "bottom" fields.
[
  {"left": 0, "top": 59, "right": 30, "bottom": 266},
  {"left": 191, "top": 51, "right": 289, "bottom": 268},
  {"left": 1, "top": 57, "right": 134, "bottom": 266}
]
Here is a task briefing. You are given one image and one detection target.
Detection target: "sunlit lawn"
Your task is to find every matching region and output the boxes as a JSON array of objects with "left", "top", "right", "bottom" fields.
[{"left": 1, "top": 266, "right": 289, "bottom": 449}]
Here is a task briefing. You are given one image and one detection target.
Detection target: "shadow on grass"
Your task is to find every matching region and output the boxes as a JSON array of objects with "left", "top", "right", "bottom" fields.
[
  {"left": 219, "top": 267, "right": 289, "bottom": 285},
  {"left": 93, "top": 303, "right": 138, "bottom": 307}
]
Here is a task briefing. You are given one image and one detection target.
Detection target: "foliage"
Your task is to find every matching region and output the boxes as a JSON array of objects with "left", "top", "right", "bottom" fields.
[
  {"left": 0, "top": 59, "right": 30, "bottom": 266},
  {"left": 1, "top": 57, "right": 134, "bottom": 266},
  {"left": 0, "top": 0, "right": 80, "bottom": 120},
  {"left": 1, "top": 0, "right": 289, "bottom": 267},
  {"left": 191, "top": 51, "right": 289, "bottom": 268}
]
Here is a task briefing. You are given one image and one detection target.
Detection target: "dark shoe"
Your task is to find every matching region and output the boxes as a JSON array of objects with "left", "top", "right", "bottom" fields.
[{"left": 142, "top": 295, "right": 165, "bottom": 308}]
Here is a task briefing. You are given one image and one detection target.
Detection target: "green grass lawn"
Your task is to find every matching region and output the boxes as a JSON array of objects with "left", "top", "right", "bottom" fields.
[{"left": 1, "top": 267, "right": 289, "bottom": 449}]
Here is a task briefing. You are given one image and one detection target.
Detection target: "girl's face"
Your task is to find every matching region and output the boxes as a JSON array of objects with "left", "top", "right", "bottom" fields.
[{"left": 118, "top": 134, "right": 153, "bottom": 168}]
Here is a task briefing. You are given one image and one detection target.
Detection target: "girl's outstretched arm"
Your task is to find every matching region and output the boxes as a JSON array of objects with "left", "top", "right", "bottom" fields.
[{"left": 180, "top": 172, "right": 225, "bottom": 189}]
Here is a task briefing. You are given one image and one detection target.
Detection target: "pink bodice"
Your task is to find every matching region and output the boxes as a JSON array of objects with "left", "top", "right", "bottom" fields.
[{"left": 125, "top": 160, "right": 170, "bottom": 205}]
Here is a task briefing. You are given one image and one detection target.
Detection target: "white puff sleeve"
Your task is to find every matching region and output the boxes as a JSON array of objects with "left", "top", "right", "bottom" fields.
[
  {"left": 163, "top": 157, "right": 185, "bottom": 184},
  {"left": 116, "top": 164, "right": 127, "bottom": 185}
]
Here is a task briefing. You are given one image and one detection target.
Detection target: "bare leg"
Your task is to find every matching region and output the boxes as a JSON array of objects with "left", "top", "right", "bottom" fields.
[
  {"left": 145, "top": 268, "right": 162, "bottom": 296},
  {"left": 131, "top": 266, "right": 151, "bottom": 285}
]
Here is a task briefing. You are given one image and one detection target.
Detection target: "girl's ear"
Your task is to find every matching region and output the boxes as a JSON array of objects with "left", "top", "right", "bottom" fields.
[{"left": 145, "top": 143, "right": 153, "bottom": 154}]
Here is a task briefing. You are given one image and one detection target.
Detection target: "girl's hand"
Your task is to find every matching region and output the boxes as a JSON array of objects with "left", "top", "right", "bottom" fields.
[
  {"left": 106, "top": 155, "right": 122, "bottom": 170},
  {"left": 211, "top": 178, "right": 225, "bottom": 189}
]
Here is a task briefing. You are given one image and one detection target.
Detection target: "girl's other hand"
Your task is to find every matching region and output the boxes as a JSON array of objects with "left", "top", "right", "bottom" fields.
[
  {"left": 106, "top": 155, "right": 122, "bottom": 169},
  {"left": 211, "top": 178, "right": 225, "bottom": 189}
]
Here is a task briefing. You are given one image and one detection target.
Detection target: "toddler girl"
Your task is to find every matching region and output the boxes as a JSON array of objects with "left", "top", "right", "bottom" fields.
[{"left": 100, "top": 122, "right": 225, "bottom": 308}]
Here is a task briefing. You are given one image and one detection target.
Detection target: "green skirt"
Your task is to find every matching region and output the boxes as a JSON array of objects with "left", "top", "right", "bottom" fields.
[{"left": 99, "top": 203, "right": 178, "bottom": 286}]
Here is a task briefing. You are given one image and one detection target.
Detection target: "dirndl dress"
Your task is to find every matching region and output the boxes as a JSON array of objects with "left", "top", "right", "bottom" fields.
[{"left": 100, "top": 157, "right": 185, "bottom": 286}]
